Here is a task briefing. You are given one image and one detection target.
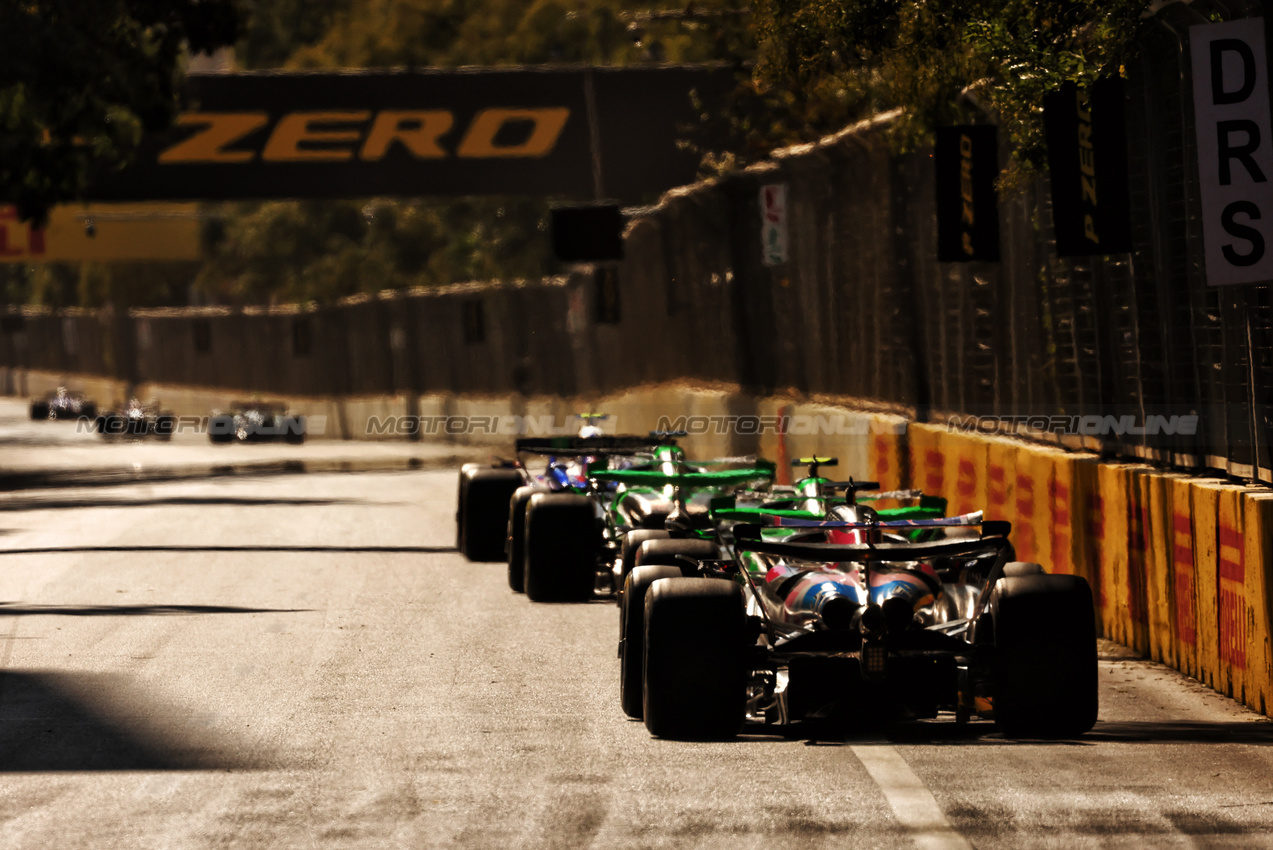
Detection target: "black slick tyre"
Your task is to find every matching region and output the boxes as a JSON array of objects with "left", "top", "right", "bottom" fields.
[
  {"left": 619, "top": 530, "right": 672, "bottom": 587},
  {"left": 507, "top": 485, "right": 547, "bottom": 593},
  {"left": 620, "top": 564, "right": 681, "bottom": 719},
  {"left": 457, "top": 466, "right": 524, "bottom": 562},
  {"left": 523, "top": 493, "right": 597, "bottom": 602},
  {"left": 635, "top": 538, "right": 719, "bottom": 572},
  {"left": 990, "top": 573, "right": 1098, "bottom": 737},
  {"left": 209, "top": 414, "right": 235, "bottom": 444},
  {"left": 30, "top": 401, "right": 49, "bottom": 420},
  {"left": 643, "top": 577, "right": 748, "bottom": 739}
]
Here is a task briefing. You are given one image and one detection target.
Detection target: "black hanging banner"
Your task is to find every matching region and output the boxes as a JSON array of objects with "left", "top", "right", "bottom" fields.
[
  {"left": 1043, "top": 77, "right": 1133, "bottom": 257},
  {"left": 84, "top": 66, "right": 736, "bottom": 205},
  {"left": 934, "top": 126, "right": 1000, "bottom": 262}
]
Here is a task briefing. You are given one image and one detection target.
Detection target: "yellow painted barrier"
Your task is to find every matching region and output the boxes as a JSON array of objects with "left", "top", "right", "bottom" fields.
[
  {"left": 1169, "top": 476, "right": 1201, "bottom": 681},
  {"left": 868, "top": 416, "right": 909, "bottom": 490},
  {"left": 1191, "top": 480, "right": 1224, "bottom": 693},
  {"left": 1242, "top": 492, "right": 1273, "bottom": 717},
  {"left": 941, "top": 428, "right": 989, "bottom": 519},
  {"left": 984, "top": 437, "right": 1018, "bottom": 532},
  {"left": 1097, "top": 463, "right": 1153, "bottom": 653},
  {"left": 1143, "top": 473, "right": 1191, "bottom": 668},
  {"left": 906, "top": 424, "right": 946, "bottom": 503},
  {"left": 1217, "top": 486, "right": 1249, "bottom": 704}
]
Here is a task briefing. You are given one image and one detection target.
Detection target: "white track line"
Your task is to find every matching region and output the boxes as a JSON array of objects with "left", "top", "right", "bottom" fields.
[{"left": 851, "top": 745, "right": 973, "bottom": 850}]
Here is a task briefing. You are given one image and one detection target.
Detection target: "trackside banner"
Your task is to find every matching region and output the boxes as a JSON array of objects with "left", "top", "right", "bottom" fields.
[
  {"left": 1190, "top": 18, "right": 1273, "bottom": 285},
  {"left": 934, "top": 125, "right": 1000, "bottom": 262},
  {"left": 1043, "top": 77, "right": 1133, "bottom": 257},
  {"left": 85, "top": 66, "right": 736, "bottom": 205}
]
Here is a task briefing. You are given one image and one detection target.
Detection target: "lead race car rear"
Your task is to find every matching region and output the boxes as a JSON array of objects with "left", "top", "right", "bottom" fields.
[{"left": 629, "top": 503, "right": 1099, "bottom": 741}]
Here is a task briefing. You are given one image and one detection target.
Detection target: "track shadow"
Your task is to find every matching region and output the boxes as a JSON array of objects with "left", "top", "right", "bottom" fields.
[
  {"left": 0, "top": 495, "right": 371, "bottom": 512},
  {"left": 0, "top": 671, "right": 268, "bottom": 771},
  {"left": 0, "top": 545, "right": 457, "bottom": 555},
  {"left": 0, "top": 603, "right": 312, "bottom": 617}
]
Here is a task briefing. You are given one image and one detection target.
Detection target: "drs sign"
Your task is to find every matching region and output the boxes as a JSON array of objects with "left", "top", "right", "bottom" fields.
[{"left": 1191, "top": 18, "right": 1273, "bottom": 286}]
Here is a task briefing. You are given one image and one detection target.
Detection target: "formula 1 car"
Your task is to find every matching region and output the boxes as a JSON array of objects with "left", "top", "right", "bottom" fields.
[
  {"left": 454, "top": 423, "right": 666, "bottom": 564},
  {"left": 29, "top": 387, "right": 97, "bottom": 421},
  {"left": 95, "top": 398, "right": 176, "bottom": 440},
  {"left": 624, "top": 501, "right": 1098, "bottom": 740},
  {"left": 514, "top": 440, "right": 774, "bottom": 603},
  {"left": 208, "top": 401, "right": 305, "bottom": 444},
  {"left": 616, "top": 457, "right": 947, "bottom": 720}
]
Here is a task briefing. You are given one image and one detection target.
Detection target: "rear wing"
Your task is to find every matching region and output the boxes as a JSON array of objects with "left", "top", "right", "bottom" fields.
[
  {"left": 514, "top": 435, "right": 669, "bottom": 456},
  {"left": 590, "top": 462, "right": 775, "bottom": 488},
  {"left": 731, "top": 517, "right": 1013, "bottom": 562}
]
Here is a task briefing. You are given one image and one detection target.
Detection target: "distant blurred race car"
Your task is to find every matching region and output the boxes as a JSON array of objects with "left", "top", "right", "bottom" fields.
[
  {"left": 29, "top": 387, "right": 97, "bottom": 421},
  {"left": 95, "top": 398, "right": 176, "bottom": 440},
  {"left": 208, "top": 401, "right": 305, "bottom": 444}
]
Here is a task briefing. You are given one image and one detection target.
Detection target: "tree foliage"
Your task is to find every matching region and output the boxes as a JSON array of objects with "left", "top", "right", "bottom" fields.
[
  {"left": 0, "top": 0, "right": 243, "bottom": 224},
  {"left": 750, "top": 0, "right": 1149, "bottom": 172}
]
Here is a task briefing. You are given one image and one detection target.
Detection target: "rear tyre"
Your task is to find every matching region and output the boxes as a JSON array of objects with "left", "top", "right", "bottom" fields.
[
  {"left": 80, "top": 402, "right": 97, "bottom": 420},
  {"left": 620, "top": 565, "right": 681, "bottom": 719},
  {"left": 619, "top": 529, "right": 671, "bottom": 590},
  {"left": 643, "top": 577, "right": 748, "bottom": 739},
  {"left": 457, "top": 466, "right": 524, "bottom": 562},
  {"left": 635, "top": 538, "right": 719, "bottom": 572},
  {"left": 990, "top": 573, "right": 1098, "bottom": 737},
  {"left": 1002, "top": 561, "right": 1044, "bottom": 578},
  {"left": 284, "top": 415, "right": 306, "bottom": 444},
  {"left": 507, "top": 485, "right": 548, "bottom": 593},
  {"left": 155, "top": 414, "right": 176, "bottom": 441},
  {"left": 524, "top": 493, "right": 597, "bottom": 602},
  {"left": 30, "top": 401, "right": 49, "bottom": 420},
  {"left": 209, "top": 414, "right": 235, "bottom": 444}
]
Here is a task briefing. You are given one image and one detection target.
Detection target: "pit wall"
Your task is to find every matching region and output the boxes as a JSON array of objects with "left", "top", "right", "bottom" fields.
[{"left": 6, "top": 368, "right": 1269, "bottom": 718}]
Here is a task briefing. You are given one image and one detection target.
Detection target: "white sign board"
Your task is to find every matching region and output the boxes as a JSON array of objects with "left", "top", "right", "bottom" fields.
[
  {"left": 1191, "top": 18, "right": 1273, "bottom": 285},
  {"left": 760, "top": 183, "right": 789, "bottom": 266}
]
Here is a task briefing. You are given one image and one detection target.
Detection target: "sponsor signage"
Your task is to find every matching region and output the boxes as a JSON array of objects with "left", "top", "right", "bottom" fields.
[
  {"left": 934, "top": 126, "right": 1000, "bottom": 262},
  {"left": 1043, "top": 77, "right": 1133, "bottom": 256},
  {"left": 1190, "top": 17, "right": 1273, "bottom": 285},
  {"left": 0, "top": 203, "right": 202, "bottom": 263},
  {"left": 85, "top": 66, "right": 735, "bottom": 205},
  {"left": 760, "top": 183, "right": 788, "bottom": 266}
]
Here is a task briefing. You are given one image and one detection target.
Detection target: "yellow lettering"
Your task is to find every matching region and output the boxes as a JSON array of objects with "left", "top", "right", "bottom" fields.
[
  {"left": 1079, "top": 147, "right": 1096, "bottom": 178},
  {"left": 962, "top": 231, "right": 974, "bottom": 255},
  {"left": 1081, "top": 174, "right": 1098, "bottom": 205},
  {"left": 158, "top": 113, "right": 269, "bottom": 164},
  {"left": 1084, "top": 214, "right": 1100, "bottom": 244},
  {"left": 262, "top": 111, "right": 371, "bottom": 162},
  {"left": 1077, "top": 122, "right": 1093, "bottom": 150},
  {"left": 457, "top": 108, "right": 570, "bottom": 158},
  {"left": 1076, "top": 92, "right": 1091, "bottom": 122},
  {"left": 360, "top": 110, "right": 454, "bottom": 160}
]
